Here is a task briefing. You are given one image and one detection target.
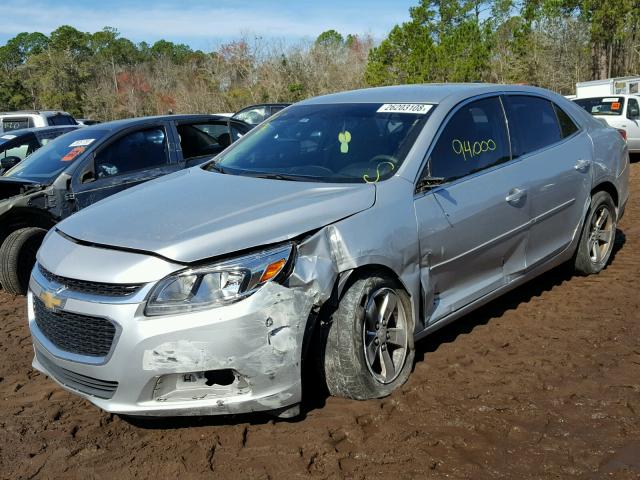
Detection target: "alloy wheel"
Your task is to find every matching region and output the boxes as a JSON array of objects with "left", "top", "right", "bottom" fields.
[{"left": 362, "top": 287, "right": 409, "bottom": 384}]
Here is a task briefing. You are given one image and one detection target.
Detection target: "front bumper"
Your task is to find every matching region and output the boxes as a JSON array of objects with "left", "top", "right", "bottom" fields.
[{"left": 28, "top": 266, "right": 314, "bottom": 416}]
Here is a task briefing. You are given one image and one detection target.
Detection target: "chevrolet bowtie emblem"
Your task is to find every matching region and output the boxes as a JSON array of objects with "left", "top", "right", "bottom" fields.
[{"left": 40, "top": 291, "right": 63, "bottom": 310}]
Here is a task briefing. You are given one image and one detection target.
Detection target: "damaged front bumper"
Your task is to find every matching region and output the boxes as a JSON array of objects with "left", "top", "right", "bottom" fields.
[{"left": 28, "top": 265, "right": 318, "bottom": 417}]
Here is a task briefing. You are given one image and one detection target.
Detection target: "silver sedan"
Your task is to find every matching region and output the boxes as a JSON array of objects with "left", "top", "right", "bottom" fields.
[{"left": 28, "top": 84, "right": 629, "bottom": 418}]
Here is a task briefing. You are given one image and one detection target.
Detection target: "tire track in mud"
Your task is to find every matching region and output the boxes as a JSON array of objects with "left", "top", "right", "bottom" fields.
[{"left": 1, "top": 163, "right": 639, "bottom": 479}]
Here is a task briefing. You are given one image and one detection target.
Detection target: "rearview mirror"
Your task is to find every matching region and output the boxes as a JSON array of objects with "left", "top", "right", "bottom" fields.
[{"left": 0, "top": 155, "right": 21, "bottom": 170}]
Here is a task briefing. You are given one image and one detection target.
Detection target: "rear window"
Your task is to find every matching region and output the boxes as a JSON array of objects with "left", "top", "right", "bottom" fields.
[
  {"left": 574, "top": 97, "right": 625, "bottom": 116},
  {"left": 1, "top": 117, "right": 32, "bottom": 132}
]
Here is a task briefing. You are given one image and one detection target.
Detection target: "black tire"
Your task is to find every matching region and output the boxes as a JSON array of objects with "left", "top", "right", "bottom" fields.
[
  {"left": 574, "top": 191, "right": 617, "bottom": 276},
  {"left": 322, "top": 271, "right": 415, "bottom": 400},
  {"left": 0, "top": 227, "right": 47, "bottom": 295}
]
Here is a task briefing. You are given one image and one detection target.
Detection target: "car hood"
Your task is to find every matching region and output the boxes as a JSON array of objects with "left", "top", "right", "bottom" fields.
[{"left": 58, "top": 167, "right": 376, "bottom": 263}]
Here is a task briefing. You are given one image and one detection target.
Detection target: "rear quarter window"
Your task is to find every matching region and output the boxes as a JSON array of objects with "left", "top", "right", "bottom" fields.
[{"left": 553, "top": 104, "right": 579, "bottom": 138}]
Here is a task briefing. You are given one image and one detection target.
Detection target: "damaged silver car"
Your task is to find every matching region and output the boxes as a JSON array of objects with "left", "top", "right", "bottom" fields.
[{"left": 28, "top": 84, "right": 629, "bottom": 418}]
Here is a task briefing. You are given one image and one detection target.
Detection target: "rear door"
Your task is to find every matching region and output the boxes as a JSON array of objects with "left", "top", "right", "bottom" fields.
[
  {"left": 504, "top": 95, "right": 592, "bottom": 268},
  {"left": 72, "top": 123, "right": 179, "bottom": 210},
  {"left": 414, "top": 95, "right": 530, "bottom": 324}
]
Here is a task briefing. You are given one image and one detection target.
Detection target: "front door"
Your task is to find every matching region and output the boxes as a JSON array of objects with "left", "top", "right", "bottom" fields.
[
  {"left": 414, "top": 96, "right": 530, "bottom": 324},
  {"left": 623, "top": 97, "right": 640, "bottom": 151},
  {"left": 73, "top": 125, "right": 178, "bottom": 210}
]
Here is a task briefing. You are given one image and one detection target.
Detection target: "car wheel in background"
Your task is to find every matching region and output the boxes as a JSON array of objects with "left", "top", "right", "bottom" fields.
[
  {"left": 0, "top": 227, "right": 47, "bottom": 295},
  {"left": 574, "top": 191, "right": 617, "bottom": 275},
  {"left": 322, "top": 271, "right": 415, "bottom": 400}
]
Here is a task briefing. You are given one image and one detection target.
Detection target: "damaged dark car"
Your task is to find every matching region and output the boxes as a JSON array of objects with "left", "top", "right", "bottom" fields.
[{"left": 0, "top": 114, "right": 250, "bottom": 295}]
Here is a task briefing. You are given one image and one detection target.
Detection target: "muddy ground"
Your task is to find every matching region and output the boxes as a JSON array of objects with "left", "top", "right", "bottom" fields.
[{"left": 1, "top": 163, "right": 639, "bottom": 480}]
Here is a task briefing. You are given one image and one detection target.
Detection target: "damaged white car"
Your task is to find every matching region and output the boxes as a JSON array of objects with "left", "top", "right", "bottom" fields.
[{"left": 28, "top": 84, "right": 629, "bottom": 418}]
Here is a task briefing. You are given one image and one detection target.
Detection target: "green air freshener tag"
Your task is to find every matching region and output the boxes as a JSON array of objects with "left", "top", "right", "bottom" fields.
[{"left": 338, "top": 130, "right": 351, "bottom": 153}]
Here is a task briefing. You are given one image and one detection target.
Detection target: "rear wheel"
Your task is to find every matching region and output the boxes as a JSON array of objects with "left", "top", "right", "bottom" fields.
[
  {"left": 574, "top": 191, "right": 617, "bottom": 275},
  {"left": 322, "top": 271, "right": 415, "bottom": 400},
  {"left": 0, "top": 227, "right": 47, "bottom": 295}
]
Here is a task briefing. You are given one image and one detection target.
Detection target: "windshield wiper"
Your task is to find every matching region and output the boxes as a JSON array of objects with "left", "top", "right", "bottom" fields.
[
  {"left": 243, "top": 171, "right": 314, "bottom": 182},
  {"left": 205, "top": 161, "right": 226, "bottom": 174}
]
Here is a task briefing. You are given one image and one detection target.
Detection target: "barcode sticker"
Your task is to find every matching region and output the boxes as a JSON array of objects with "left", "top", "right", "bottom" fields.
[{"left": 377, "top": 104, "right": 433, "bottom": 114}]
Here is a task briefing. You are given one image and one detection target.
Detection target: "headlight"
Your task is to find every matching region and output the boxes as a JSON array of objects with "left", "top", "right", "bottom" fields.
[{"left": 145, "top": 243, "right": 293, "bottom": 316}]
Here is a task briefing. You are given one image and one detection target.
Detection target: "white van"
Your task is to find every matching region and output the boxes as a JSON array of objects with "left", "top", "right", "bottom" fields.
[{"left": 574, "top": 95, "right": 640, "bottom": 152}]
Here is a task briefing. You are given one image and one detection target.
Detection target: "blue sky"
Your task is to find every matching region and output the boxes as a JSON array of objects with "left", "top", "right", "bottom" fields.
[{"left": 0, "top": 0, "right": 417, "bottom": 49}]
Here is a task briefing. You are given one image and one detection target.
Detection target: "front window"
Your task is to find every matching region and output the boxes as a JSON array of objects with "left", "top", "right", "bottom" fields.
[
  {"left": 4, "top": 128, "right": 108, "bottom": 183},
  {"left": 211, "top": 103, "right": 433, "bottom": 183},
  {"left": 94, "top": 127, "right": 168, "bottom": 179},
  {"left": 48, "top": 114, "right": 76, "bottom": 126},
  {"left": 428, "top": 97, "right": 510, "bottom": 182},
  {"left": 574, "top": 97, "right": 626, "bottom": 116}
]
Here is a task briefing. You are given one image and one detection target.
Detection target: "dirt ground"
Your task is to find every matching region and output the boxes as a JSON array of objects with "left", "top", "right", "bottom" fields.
[{"left": 1, "top": 163, "right": 639, "bottom": 480}]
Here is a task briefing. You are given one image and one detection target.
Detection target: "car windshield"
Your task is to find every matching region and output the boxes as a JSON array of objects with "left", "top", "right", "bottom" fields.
[
  {"left": 574, "top": 97, "right": 626, "bottom": 116},
  {"left": 208, "top": 103, "right": 433, "bottom": 183},
  {"left": 4, "top": 128, "right": 108, "bottom": 183}
]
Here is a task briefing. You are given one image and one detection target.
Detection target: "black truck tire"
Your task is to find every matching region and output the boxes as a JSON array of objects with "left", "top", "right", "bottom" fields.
[{"left": 0, "top": 227, "right": 47, "bottom": 295}]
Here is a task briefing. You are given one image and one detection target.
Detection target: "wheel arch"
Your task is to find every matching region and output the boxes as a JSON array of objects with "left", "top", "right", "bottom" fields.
[
  {"left": 0, "top": 208, "right": 56, "bottom": 244},
  {"left": 592, "top": 181, "right": 619, "bottom": 208}
]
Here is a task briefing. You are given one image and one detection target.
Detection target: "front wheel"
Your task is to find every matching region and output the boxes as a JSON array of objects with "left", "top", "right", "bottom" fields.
[
  {"left": 322, "top": 272, "right": 415, "bottom": 400},
  {"left": 574, "top": 191, "right": 617, "bottom": 275}
]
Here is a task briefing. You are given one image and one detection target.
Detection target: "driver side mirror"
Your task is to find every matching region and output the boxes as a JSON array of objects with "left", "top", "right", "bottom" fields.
[
  {"left": 0, "top": 155, "right": 21, "bottom": 170},
  {"left": 628, "top": 108, "right": 640, "bottom": 120},
  {"left": 416, "top": 175, "right": 445, "bottom": 193}
]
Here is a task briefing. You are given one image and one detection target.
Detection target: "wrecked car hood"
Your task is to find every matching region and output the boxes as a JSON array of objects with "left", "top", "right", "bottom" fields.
[
  {"left": 0, "top": 177, "right": 44, "bottom": 201},
  {"left": 58, "top": 167, "right": 376, "bottom": 263}
]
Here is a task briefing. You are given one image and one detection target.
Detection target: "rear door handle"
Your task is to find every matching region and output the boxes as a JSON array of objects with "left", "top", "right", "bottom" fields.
[
  {"left": 574, "top": 159, "right": 592, "bottom": 172},
  {"left": 506, "top": 187, "right": 527, "bottom": 204}
]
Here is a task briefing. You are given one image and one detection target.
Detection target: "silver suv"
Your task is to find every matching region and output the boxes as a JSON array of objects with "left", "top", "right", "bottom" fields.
[
  {"left": 0, "top": 110, "right": 77, "bottom": 133},
  {"left": 28, "top": 84, "right": 629, "bottom": 418}
]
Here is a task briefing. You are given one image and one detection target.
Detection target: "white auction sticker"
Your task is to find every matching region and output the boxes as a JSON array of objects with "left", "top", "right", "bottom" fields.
[
  {"left": 377, "top": 103, "right": 433, "bottom": 114},
  {"left": 602, "top": 97, "right": 619, "bottom": 103},
  {"left": 1, "top": 134, "right": 17, "bottom": 140},
  {"left": 69, "top": 138, "right": 95, "bottom": 147}
]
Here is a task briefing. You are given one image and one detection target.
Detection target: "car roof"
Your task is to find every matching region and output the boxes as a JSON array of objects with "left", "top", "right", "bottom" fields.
[
  {"left": 0, "top": 110, "right": 73, "bottom": 117},
  {"left": 88, "top": 114, "right": 243, "bottom": 131},
  {"left": 0, "top": 125, "right": 78, "bottom": 139},
  {"left": 298, "top": 83, "right": 560, "bottom": 105}
]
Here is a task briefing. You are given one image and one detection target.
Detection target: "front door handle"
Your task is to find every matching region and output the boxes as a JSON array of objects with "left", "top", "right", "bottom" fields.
[
  {"left": 506, "top": 187, "right": 527, "bottom": 204},
  {"left": 574, "top": 159, "right": 592, "bottom": 172}
]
